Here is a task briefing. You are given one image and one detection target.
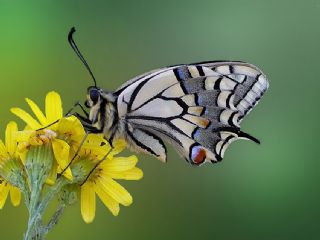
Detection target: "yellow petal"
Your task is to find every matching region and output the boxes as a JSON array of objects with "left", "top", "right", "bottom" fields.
[
  {"left": 95, "top": 183, "right": 120, "bottom": 216},
  {"left": 107, "top": 167, "right": 143, "bottom": 180},
  {"left": 0, "top": 140, "right": 9, "bottom": 159},
  {"left": 80, "top": 135, "right": 112, "bottom": 159},
  {"left": 10, "top": 108, "right": 42, "bottom": 129},
  {"left": 61, "top": 168, "right": 73, "bottom": 181},
  {"left": 10, "top": 186, "right": 21, "bottom": 207},
  {"left": 17, "top": 147, "right": 27, "bottom": 164},
  {"left": 84, "top": 134, "right": 107, "bottom": 148},
  {"left": 57, "top": 117, "right": 85, "bottom": 144},
  {"left": 97, "top": 175, "right": 132, "bottom": 206},
  {"left": 25, "top": 98, "right": 47, "bottom": 126},
  {"left": 52, "top": 139, "right": 70, "bottom": 169},
  {"left": 52, "top": 139, "right": 73, "bottom": 180},
  {"left": 5, "top": 121, "right": 18, "bottom": 156},
  {"left": 15, "top": 130, "right": 35, "bottom": 142},
  {"left": 46, "top": 159, "right": 58, "bottom": 185},
  {"left": 45, "top": 92, "right": 63, "bottom": 124},
  {"left": 81, "top": 181, "right": 96, "bottom": 223},
  {"left": 0, "top": 182, "right": 10, "bottom": 209},
  {"left": 101, "top": 155, "right": 138, "bottom": 172},
  {"left": 110, "top": 139, "right": 127, "bottom": 156}
]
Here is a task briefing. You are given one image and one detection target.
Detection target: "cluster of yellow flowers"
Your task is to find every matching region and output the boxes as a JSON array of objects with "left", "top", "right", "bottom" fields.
[{"left": 0, "top": 92, "right": 143, "bottom": 227}]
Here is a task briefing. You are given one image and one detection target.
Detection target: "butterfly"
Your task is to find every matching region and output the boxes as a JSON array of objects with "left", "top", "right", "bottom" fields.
[{"left": 68, "top": 27, "right": 269, "bottom": 165}]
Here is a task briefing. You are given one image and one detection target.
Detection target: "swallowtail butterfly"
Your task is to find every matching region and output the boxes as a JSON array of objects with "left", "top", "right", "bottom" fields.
[{"left": 68, "top": 28, "right": 269, "bottom": 166}]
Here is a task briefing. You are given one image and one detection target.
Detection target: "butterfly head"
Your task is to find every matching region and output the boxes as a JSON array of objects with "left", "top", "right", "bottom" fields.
[
  {"left": 85, "top": 86, "right": 117, "bottom": 133},
  {"left": 85, "top": 86, "right": 104, "bottom": 127},
  {"left": 85, "top": 86, "right": 116, "bottom": 107},
  {"left": 85, "top": 86, "right": 101, "bottom": 108}
]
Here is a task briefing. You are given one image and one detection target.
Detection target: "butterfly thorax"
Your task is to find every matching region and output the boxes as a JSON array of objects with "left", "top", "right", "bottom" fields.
[{"left": 87, "top": 88, "right": 119, "bottom": 141}]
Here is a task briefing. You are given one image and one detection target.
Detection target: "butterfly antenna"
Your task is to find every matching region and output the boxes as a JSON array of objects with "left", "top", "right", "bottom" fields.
[{"left": 68, "top": 27, "right": 97, "bottom": 87}]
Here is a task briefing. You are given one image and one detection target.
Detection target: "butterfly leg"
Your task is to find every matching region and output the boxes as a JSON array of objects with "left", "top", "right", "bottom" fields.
[
  {"left": 59, "top": 131, "right": 89, "bottom": 177},
  {"left": 80, "top": 146, "right": 113, "bottom": 186},
  {"left": 36, "top": 120, "right": 60, "bottom": 131},
  {"left": 70, "top": 112, "right": 104, "bottom": 133},
  {"left": 36, "top": 102, "right": 90, "bottom": 131},
  {"left": 66, "top": 101, "right": 89, "bottom": 118}
]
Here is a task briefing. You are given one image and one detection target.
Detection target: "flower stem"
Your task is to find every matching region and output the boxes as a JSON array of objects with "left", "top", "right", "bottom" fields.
[
  {"left": 24, "top": 177, "right": 68, "bottom": 240},
  {"left": 24, "top": 145, "right": 55, "bottom": 240},
  {"left": 24, "top": 181, "right": 43, "bottom": 240},
  {"left": 37, "top": 177, "right": 68, "bottom": 217},
  {"left": 43, "top": 203, "right": 66, "bottom": 234}
]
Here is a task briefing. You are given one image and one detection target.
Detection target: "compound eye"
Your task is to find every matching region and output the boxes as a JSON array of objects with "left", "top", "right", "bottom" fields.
[{"left": 89, "top": 89, "right": 100, "bottom": 103}]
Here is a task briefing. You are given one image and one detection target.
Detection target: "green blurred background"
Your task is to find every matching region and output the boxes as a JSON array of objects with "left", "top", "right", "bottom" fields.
[{"left": 1, "top": 0, "right": 320, "bottom": 239}]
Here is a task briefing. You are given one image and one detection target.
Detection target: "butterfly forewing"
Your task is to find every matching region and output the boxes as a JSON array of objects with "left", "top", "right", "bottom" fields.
[{"left": 115, "top": 61, "right": 268, "bottom": 165}]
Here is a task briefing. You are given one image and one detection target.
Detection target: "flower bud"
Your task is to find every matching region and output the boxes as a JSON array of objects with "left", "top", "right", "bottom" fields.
[
  {"left": 25, "top": 144, "right": 54, "bottom": 187},
  {"left": 70, "top": 157, "right": 96, "bottom": 184},
  {"left": 0, "top": 157, "right": 25, "bottom": 188}
]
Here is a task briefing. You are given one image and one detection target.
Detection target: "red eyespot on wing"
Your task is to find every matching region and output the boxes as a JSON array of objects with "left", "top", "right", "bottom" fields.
[{"left": 191, "top": 146, "right": 206, "bottom": 165}]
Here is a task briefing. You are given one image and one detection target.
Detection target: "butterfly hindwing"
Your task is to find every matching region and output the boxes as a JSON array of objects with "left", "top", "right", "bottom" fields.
[
  {"left": 126, "top": 128, "right": 167, "bottom": 162},
  {"left": 116, "top": 61, "right": 268, "bottom": 165}
]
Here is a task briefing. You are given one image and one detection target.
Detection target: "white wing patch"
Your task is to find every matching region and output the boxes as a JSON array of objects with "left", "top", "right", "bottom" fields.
[
  {"left": 188, "top": 65, "right": 202, "bottom": 78},
  {"left": 219, "top": 109, "right": 240, "bottom": 127},
  {"left": 162, "top": 84, "right": 185, "bottom": 98},
  {"left": 170, "top": 118, "right": 196, "bottom": 137},
  {"left": 117, "top": 68, "right": 176, "bottom": 118},
  {"left": 181, "top": 94, "right": 196, "bottom": 106},
  {"left": 131, "top": 71, "right": 179, "bottom": 111},
  {"left": 130, "top": 99, "right": 183, "bottom": 118},
  {"left": 205, "top": 76, "right": 238, "bottom": 91}
]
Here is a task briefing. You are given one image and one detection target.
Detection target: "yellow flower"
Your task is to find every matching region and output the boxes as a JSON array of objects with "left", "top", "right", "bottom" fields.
[
  {"left": 0, "top": 122, "right": 22, "bottom": 208},
  {"left": 11, "top": 92, "right": 86, "bottom": 183},
  {"left": 75, "top": 138, "right": 143, "bottom": 223},
  {"left": 10, "top": 91, "right": 143, "bottom": 222}
]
